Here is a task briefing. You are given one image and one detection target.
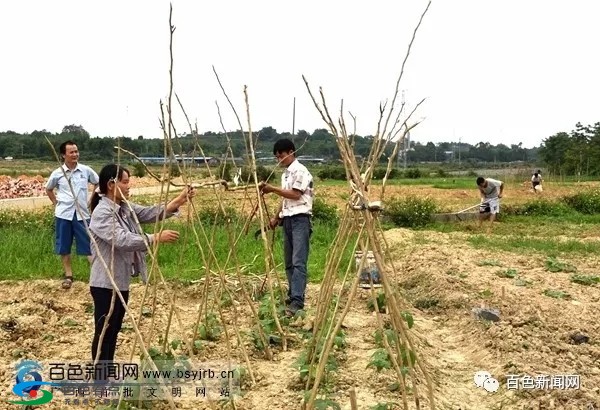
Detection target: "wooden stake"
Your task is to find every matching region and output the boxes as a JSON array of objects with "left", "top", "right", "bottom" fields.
[{"left": 350, "top": 388, "right": 358, "bottom": 410}]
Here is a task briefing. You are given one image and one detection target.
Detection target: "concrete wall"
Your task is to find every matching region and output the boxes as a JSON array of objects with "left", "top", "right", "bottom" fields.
[{"left": 0, "top": 185, "right": 180, "bottom": 211}]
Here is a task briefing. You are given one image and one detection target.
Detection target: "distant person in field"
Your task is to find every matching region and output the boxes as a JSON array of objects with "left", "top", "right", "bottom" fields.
[
  {"left": 45, "top": 140, "right": 99, "bottom": 289},
  {"left": 476, "top": 176, "right": 504, "bottom": 232},
  {"left": 531, "top": 170, "right": 543, "bottom": 193},
  {"left": 88, "top": 164, "right": 195, "bottom": 372},
  {"left": 259, "top": 138, "right": 314, "bottom": 318}
]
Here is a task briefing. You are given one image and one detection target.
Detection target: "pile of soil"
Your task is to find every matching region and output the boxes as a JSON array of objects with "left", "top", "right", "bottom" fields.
[{"left": 0, "top": 175, "right": 47, "bottom": 199}]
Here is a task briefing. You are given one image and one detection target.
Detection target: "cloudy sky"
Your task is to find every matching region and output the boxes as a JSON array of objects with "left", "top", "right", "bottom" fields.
[{"left": 1, "top": 0, "right": 598, "bottom": 148}]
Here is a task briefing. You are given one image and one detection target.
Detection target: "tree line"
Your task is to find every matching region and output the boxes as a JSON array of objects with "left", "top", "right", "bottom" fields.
[
  {"left": 14, "top": 123, "right": 600, "bottom": 168},
  {"left": 538, "top": 122, "right": 600, "bottom": 176}
]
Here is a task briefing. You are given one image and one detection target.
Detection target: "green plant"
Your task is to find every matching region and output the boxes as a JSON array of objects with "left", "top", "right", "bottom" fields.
[
  {"left": 505, "top": 199, "right": 571, "bottom": 217},
  {"left": 197, "top": 312, "right": 222, "bottom": 341},
  {"left": 562, "top": 190, "right": 600, "bottom": 214},
  {"left": 384, "top": 195, "right": 437, "bottom": 228},
  {"left": 367, "top": 347, "right": 415, "bottom": 374},
  {"left": 477, "top": 259, "right": 502, "bottom": 267},
  {"left": 132, "top": 161, "right": 146, "bottom": 178},
  {"left": 240, "top": 164, "right": 274, "bottom": 183},
  {"left": 0, "top": 208, "right": 54, "bottom": 229},
  {"left": 371, "top": 403, "right": 399, "bottom": 410},
  {"left": 404, "top": 168, "right": 422, "bottom": 179},
  {"left": 218, "top": 162, "right": 232, "bottom": 181},
  {"left": 195, "top": 205, "right": 240, "bottom": 225},
  {"left": 543, "top": 289, "right": 571, "bottom": 299},
  {"left": 545, "top": 257, "right": 577, "bottom": 273},
  {"left": 372, "top": 167, "right": 400, "bottom": 180},
  {"left": 414, "top": 297, "right": 439, "bottom": 309},
  {"left": 367, "top": 349, "right": 392, "bottom": 372},
  {"left": 570, "top": 274, "right": 600, "bottom": 286},
  {"left": 436, "top": 168, "right": 448, "bottom": 178},
  {"left": 367, "top": 291, "right": 386, "bottom": 313},
  {"left": 496, "top": 268, "right": 518, "bottom": 279},
  {"left": 168, "top": 163, "right": 181, "bottom": 178},
  {"left": 317, "top": 166, "right": 347, "bottom": 180},
  {"left": 251, "top": 291, "right": 287, "bottom": 350},
  {"left": 312, "top": 198, "right": 339, "bottom": 224}
]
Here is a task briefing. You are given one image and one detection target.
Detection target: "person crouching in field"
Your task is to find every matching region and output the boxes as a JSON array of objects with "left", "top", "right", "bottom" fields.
[
  {"left": 88, "top": 164, "right": 195, "bottom": 374},
  {"left": 476, "top": 176, "right": 504, "bottom": 233},
  {"left": 531, "top": 170, "right": 543, "bottom": 193}
]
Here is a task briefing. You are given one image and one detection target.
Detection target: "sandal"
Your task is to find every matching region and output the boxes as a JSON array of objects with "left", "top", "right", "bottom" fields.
[{"left": 62, "top": 275, "right": 73, "bottom": 289}]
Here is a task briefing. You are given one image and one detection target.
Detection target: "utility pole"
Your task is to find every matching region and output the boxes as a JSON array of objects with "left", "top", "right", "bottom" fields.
[
  {"left": 401, "top": 90, "right": 408, "bottom": 169},
  {"left": 292, "top": 97, "right": 296, "bottom": 144}
]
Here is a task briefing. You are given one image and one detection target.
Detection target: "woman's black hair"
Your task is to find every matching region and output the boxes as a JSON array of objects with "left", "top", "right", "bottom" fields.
[{"left": 90, "top": 164, "right": 130, "bottom": 213}]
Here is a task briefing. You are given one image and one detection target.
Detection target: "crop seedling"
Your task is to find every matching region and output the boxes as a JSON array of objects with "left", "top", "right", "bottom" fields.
[
  {"left": 478, "top": 259, "right": 502, "bottom": 267},
  {"left": 371, "top": 403, "right": 400, "bottom": 410},
  {"left": 251, "top": 291, "right": 293, "bottom": 350},
  {"left": 367, "top": 291, "right": 387, "bottom": 313},
  {"left": 496, "top": 268, "right": 518, "bottom": 279},
  {"left": 543, "top": 289, "right": 571, "bottom": 300},
  {"left": 570, "top": 274, "right": 600, "bottom": 286},
  {"left": 514, "top": 278, "right": 533, "bottom": 287},
  {"left": 198, "top": 312, "right": 222, "bottom": 341},
  {"left": 545, "top": 257, "right": 577, "bottom": 273},
  {"left": 414, "top": 297, "right": 440, "bottom": 310},
  {"left": 302, "top": 392, "right": 341, "bottom": 410}
]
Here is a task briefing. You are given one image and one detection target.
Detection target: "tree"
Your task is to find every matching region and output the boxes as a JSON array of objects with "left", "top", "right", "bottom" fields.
[
  {"left": 61, "top": 124, "right": 90, "bottom": 139},
  {"left": 539, "top": 132, "right": 571, "bottom": 175}
]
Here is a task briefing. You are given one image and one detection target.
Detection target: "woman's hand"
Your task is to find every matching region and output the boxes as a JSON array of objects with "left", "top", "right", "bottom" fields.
[
  {"left": 167, "top": 186, "right": 196, "bottom": 213},
  {"left": 155, "top": 230, "right": 180, "bottom": 243},
  {"left": 177, "top": 186, "right": 196, "bottom": 203}
]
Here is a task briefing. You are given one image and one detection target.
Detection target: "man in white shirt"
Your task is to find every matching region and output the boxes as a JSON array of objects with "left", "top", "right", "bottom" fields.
[
  {"left": 259, "top": 139, "right": 313, "bottom": 317},
  {"left": 476, "top": 176, "right": 504, "bottom": 232},
  {"left": 531, "top": 171, "right": 543, "bottom": 193},
  {"left": 45, "top": 140, "right": 99, "bottom": 289}
]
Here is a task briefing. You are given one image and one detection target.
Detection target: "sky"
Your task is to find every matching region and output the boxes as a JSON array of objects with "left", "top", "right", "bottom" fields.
[{"left": 1, "top": 0, "right": 598, "bottom": 149}]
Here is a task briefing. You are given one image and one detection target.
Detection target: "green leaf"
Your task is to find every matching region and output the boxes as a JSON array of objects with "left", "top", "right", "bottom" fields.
[{"left": 401, "top": 311, "right": 414, "bottom": 329}]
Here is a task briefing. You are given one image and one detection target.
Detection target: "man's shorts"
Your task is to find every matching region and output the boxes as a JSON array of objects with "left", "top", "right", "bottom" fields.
[
  {"left": 480, "top": 198, "right": 500, "bottom": 215},
  {"left": 55, "top": 215, "right": 92, "bottom": 256}
]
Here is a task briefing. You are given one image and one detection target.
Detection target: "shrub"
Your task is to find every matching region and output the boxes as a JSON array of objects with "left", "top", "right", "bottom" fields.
[
  {"left": 312, "top": 197, "right": 339, "bottom": 224},
  {"left": 436, "top": 168, "right": 448, "bottom": 178},
  {"left": 132, "top": 162, "right": 146, "bottom": 178},
  {"left": 562, "top": 190, "right": 600, "bottom": 214},
  {"left": 384, "top": 195, "right": 438, "bottom": 228},
  {"left": 317, "top": 166, "right": 347, "bottom": 181},
  {"left": 467, "top": 170, "right": 478, "bottom": 177},
  {"left": 218, "top": 163, "right": 232, "bottom": 182},
  {"left": 404, "top": 168, "right": 422, "bottom": 179},
  {"left": 505, "top": 199, "right": 571, "bottom": 217},
  {"left": 168, "top": 163, "right": 181, "bottom": 178},
  {"left": 240, "top": 165, "right": 274, "bottom": 184},
  {"left": 372, "top": 167, "right": 400, "bottom": 180}
]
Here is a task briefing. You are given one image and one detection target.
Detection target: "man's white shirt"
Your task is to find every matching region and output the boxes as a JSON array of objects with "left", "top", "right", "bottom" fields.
[
  {"left": 45, "top": 163, "right": 99, "bottom": 220},
  {"left": 279, "top": 159, "right": 313, "bottom": 218}
]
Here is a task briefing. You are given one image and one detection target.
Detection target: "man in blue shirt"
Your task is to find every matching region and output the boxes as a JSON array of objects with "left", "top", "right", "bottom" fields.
[{"left": 45, "top": 141, "right": 99, "bottom": 289}]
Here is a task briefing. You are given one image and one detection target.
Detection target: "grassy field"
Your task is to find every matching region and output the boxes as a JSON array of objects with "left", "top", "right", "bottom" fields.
[{"left": 0, "top": 214, "right": 348, "bottom": 283}]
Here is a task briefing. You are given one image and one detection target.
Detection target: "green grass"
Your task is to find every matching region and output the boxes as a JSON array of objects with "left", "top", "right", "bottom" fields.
[
  {"left": 467, "top": 234, "right": 600, "bottom": 256},
  {"left": 430, "top": 214, "right": 600, "bottom": 238},
  {"left": 0, "top": 219, "right": 350, "bottom": 283}
]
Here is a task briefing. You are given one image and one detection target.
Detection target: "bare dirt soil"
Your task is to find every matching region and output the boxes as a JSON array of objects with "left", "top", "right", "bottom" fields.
[{"left": 1, "top": 227, "right": 599, "bottom": 409}]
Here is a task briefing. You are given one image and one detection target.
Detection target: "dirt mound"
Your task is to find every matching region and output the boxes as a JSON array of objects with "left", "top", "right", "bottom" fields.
[{"left": 0, "top": 176, "right": 47, "bottom": 199}]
